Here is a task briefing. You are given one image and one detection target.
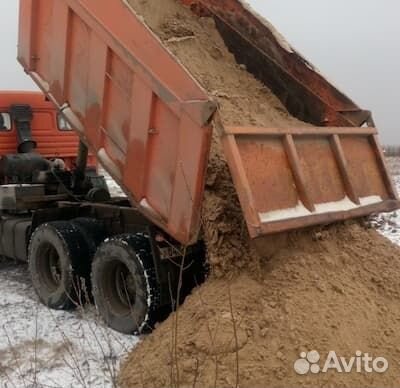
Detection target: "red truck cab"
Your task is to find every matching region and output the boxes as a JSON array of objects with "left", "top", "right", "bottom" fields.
[{"left": 0, "top": 90, "right": 94, "bottom": 169}]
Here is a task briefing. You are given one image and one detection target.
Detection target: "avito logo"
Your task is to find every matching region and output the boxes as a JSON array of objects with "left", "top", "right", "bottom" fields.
[{"left": 294, "top": 350, "right": 388, "bottom": 375}]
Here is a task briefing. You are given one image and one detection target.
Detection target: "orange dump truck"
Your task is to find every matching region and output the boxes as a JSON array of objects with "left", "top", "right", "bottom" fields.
[{"left": 15, "top": 0, "right": 399, "bottom": 333}]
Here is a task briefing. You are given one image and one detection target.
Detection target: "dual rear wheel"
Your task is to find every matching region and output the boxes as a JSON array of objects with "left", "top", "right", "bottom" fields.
[
  {"left": 28, "top": 221, "right": 158, "bottom": 333},
  {"left": 91, "top": 234, "right": 160, "bottom": 334}
]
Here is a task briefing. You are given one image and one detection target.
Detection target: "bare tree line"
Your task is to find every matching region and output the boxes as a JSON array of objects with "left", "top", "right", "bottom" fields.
[{"left": 384, "top": 146, "right": 400, "bottom": 157}]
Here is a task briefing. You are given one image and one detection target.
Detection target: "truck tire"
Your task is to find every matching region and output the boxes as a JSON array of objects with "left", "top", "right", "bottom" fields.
[
  {"left": 28, "top": 221, "right": 92, "bottom": 310},
  {"left": 91, "top": 234, "right": 160, "bottom": 334}
]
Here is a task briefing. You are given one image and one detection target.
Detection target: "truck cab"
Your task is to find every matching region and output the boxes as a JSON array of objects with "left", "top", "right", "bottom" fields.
[{"left": 0, "top": 90, "right": 95, "bottom": 169}]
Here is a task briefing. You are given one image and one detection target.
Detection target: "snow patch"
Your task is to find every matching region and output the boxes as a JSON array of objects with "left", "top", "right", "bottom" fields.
[
  {"left": 373, "top": 160, "right": 400, "bottom": 246},
  {"left": 101, "top": 168, "right": 125, "bottom": 197},
  {"left": 0, "top": 262, "right": 137, "bottom": 387},
  {"left": 259, "top": 195, "right": 383, "bottom": 223}
]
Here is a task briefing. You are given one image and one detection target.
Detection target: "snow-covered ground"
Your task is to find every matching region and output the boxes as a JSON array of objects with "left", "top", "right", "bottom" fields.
[
  {"left": 101, "top": 169, "right": 125, "bottom": 198},
  {"left": 0, "top": 174, "right": 135, "bottom": 388},
  {"left": 0, "top": 260, "right": 137, "bottom": 388},
  {"left": 0, "top": 159, "right": 399, "bottom": 388},
  {"left": 373, "top": 178, "right": 400, "bottom": 245},
  {"left": 371, "top": 157, "right": 400, "bottom": 245}
]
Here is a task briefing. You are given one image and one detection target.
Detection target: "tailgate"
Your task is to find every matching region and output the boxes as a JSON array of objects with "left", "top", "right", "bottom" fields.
[{"left": 221, "top": 125, "right": 399, "bottom": 237}]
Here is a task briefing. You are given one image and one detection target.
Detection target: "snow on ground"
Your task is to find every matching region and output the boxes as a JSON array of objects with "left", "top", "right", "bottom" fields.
[
  {"left": 371, "top": 157, "right": 400, "bottom": 245},
  {"left": 0, "top": 160, "right": 399, "bottom": 388},
  {"left": 0, "top": 260, "right": 137, "bottom": 388},
  {"left": 101, "top": 169, "right": 125, "bottom": 198},
  {"left": 0, "top": 174, "right": 134, "bottom": 388}
]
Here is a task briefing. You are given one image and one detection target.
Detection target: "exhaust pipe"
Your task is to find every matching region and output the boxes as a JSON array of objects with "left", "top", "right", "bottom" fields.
[{"left": 10, "top": 104, "right": 37, "bottom": 153}]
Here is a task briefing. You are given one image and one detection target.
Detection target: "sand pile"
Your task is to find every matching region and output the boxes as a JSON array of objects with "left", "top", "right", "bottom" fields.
[
  {"left": 119, "top": 1, "right": 400, "bottom": 387},
  {"left": 119, "top": 222, "right": 400, "bottom": 388}
]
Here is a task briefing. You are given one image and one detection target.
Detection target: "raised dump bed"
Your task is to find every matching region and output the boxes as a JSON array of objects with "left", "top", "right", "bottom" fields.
[{"left": 18, "top": 0, "right": 399, "bottom": 244}]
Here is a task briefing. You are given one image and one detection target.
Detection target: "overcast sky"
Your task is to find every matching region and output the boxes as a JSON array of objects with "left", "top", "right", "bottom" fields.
[{"left": 1, "top": 1, "right": 398, "bottom": 144}]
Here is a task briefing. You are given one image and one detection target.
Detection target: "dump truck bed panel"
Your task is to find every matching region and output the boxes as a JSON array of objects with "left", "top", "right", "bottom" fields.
[{"left": 19, "top": 0, "right": 217, "bottom": 244}]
